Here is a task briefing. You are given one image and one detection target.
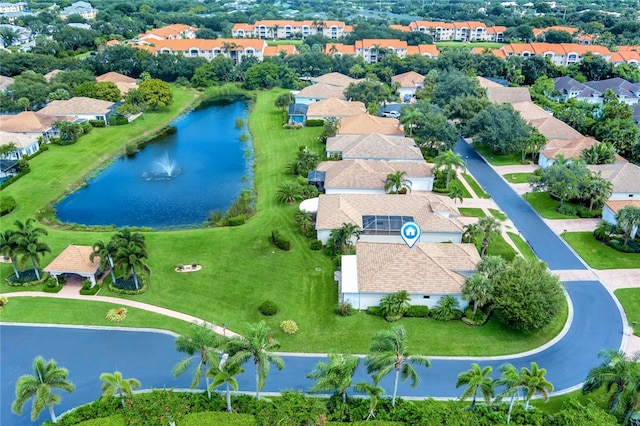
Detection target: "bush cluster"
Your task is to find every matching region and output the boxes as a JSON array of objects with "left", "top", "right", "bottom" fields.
[
  {"left": 106, "top": 308, "right": 128, "bottom": 322},
  {"left": 89, "top": 119, "right": 106, "bottom": 127},
  {"left": 461, "top": 307, "right": 491, "bottom": 326},
  {"left": 283, "top": 123, "right": 303, "bottom": 129},
  {"left": 404, "top": 305, "right": 430, "bottom": 318},
  {"left": 0, "top": 296, "right": 8, "bottom": 311},
  {"left": 0, "top": 159, "right": 31, "bottom": 190},
  {"left": 337, "top": 301, "right": 355, "bottom": 316},
  {"left": 227, "top": 214, "right": 246, "bottom": 226},
  {"left": 259, "top": 300, "right": 278, "bottom": 316},
  {"left": 271, "top": 230, "right": 291, "bottom": 251},
  {"left": 309, "top": 239, "right": 322, "bottom": 250},
  {"left": 305, "top": 119, "right": 324, "bottom": 127},
  {"left": 6, "top": 270, "right": 48, "bottom": 287},
  {"left": 279, "top": 320, "right": 299, "bottom": 335},
  {"left": 0, "top": 195, "right": 17, "bottom": 216}
]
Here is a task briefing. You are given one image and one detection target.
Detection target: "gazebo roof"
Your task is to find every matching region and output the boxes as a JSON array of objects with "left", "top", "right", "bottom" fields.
[{"left": 44, "top": 245, "right": 100, "bottom": 275}]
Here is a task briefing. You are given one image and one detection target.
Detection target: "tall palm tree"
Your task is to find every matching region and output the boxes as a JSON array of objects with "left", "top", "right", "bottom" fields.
[
  {"left": 365, "top": 325, "right": 430, "bottom": 406},
  {"left": 226, "top": 321, "right": 284, "bottom": 399},
  {"left": 456, "top": 363, "right": 495, "bottom": 411},
  {"left": 617, "top": 206, "right": 640, "bottom": 246},
  {"left": 90, "top": 239, "right": 117, "bottom": 284},
  {"left": 113, "top": 241, "right": 150, "bottom": 290},
  {"left": 99, "top": 371, "right": 141, "bottom": 408},
  {"left": 449, "top": 185, "right": 464, "bottom": 204},
  {"left": 477, "top": 216, "right": 501, "bottom": 256},
  {"left": 400, "top": 107, "right": 423, "bottom": 137},
  {"left": 434, "top": 150, "right": 466, "bottom": 190},
  {"left": 384, "top": 171, "right": 412, "bottom": 194},
  {"left": 12, "top": 356, "right": 75, "bottom": 423},
  {"left": 477, "top": 255, "right": 507, "bottom": 279},
  {"left": 0, "top": 229, "right": 21, "bottom": 278},
  {"left": 584, "top": 177, "right": 612, "bottom": 211},
  {"left": 462, "top": 273, "right": 493, "bottom": 315},
  {"left": 495, "top": 363, "right": 523, "bottom": 424},
  {"left": 172, "top": 322, "right": 225, "bottom": 399},
  {"left": 307, "top": 352, "right": 360, "bottom": 403},
  {"left": 462, "top": 223, "right": 482, "bottom": 244},
  {"left": 111, "top": 228, "right": 146, "bottom": 253},
  {"left": 354, "top": 379, "right": 385, "bottom": 420},
  {"left": 208, "top": 359, "right": 244, "bottom": 412},
  {"left": 12, "top": 218, "right": 50, "bottom": 280},
  {"left": 520, "top": 362, "right": 553, "bottom": 410}
]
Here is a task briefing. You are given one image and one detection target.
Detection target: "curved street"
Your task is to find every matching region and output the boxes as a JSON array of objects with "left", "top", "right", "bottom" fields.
[{"left": 0, "top": 141, "right": 627, "bottom": 425}]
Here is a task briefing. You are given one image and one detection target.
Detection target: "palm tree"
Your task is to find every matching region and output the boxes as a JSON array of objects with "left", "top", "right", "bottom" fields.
[
  {"left": 226, "top": 321, "right": 285, "bottom": 399},
  {"left": 172, "top": 322, "right": 225, "bottom": 399},
  {"left": 0, "top": 229, "right": 21, "bottom": 278},
  {"left": 434, "top": 150, "right": 466, "bottom": 190},
  {"left": 208, "top": 359, "right": 244, "bottom": 412},
  {"left": 495, "top": 363, "right": 523, "bottom": 424},
  {"left": 400, "top": 107, "right": 423, "bottom": 137},
  {"left": 307, "top": 352, "right": 360, "bottom": 403},
  {"left": 111, "top": 228, "right": 146, "bottom": 252},
  {"left": 456, "top": 363, "right": 495, "bottom": 411},
  {"left": 12, "top": 218, "right": 50, "bottom": 280},
  {"left": 477, "top": 216, "right": 501, "bottom": 256},
  {"left": 384, "top": 171, "right": 412, "bottom": 194},
  {"left": 113, "top": 241, "right": 150, "bottom": 290},
  {"left": 99, "top": 371, "right": 141, "bottom": 408},
  {"left": 462, "top": 223, "right": 482, "bottom": 244},
  {"left": 584, "top": 176, "right": 612, "bottom": 211},
  {"left": 365, "top": 325, "right": 430, "bottom": 406},
  {"left": 90, "top": 239, "right": 117, "bottom": 284},
  {"left": 520, "top": 362, "right": 553, "bottom": 410},
  {"left": 462, "top": 273, "right": 493, "bottom": 315},
  {"left": 354, "top": 379, "right": 385, "bottom": 420},
  {"left": 617, "top": 206, "right": 640, "bottom": 246},
  {"left": 378, "top": 290, "right": 411, "bottom": 322},
  {"left": 295, "top": 209, "right": 314, "bottom": 234},
  {"left": 449, "top": 185, "right": 464, "bottom": 204},
  {"left": 274, "top": 180, "right": 302, "bottom": 204},
  {"left": 12, "top": 356, "right": 75, "bottom": 423},
  {"left": 326, "top": 223, "right": 361, "bottom": 255},
  {"left": 477, "top": 255, "right": 507, "bottom": 279}
]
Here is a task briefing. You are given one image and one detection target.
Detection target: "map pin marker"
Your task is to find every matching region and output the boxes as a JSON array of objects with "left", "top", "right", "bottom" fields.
[{"left": 400, "top": 222, "right": 421, "bottom": 249}]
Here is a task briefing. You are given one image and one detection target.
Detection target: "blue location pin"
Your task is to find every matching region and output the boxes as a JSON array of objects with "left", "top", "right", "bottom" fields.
[{"left": 400, "top": 222, "right": 421, "bottom": 249}]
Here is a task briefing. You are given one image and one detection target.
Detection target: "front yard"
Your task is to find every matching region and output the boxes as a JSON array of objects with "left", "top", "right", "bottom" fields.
[{"left": 562, "top": 232, "right": 640, "bottom": 270}]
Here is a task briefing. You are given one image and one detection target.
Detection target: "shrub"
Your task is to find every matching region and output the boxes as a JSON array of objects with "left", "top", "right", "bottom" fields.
[
  {"left": 235, "top": 118, "right": 245, "bottom": 128},
  {"left": 0, "top": 296, "right": 7, "bottom": 311},
  {"left": 82, "top": 280, "right": 92, "bottom": 290},
  {"left": 305, "top": 119, "right": 324, "bottom": 127},
  {"left": 405, "top": 305, "right": 429, "bottom": 318},
  {"left": 42, "top": 283, "right": 63, "bottom": 293},
  {"left": 608, "top": 239, "right": 640, "bottom": 253},
  {"left": 79, "top": 284, "right": 100, "bottom": 295},
  {"left": 89, "top": 119, "right": 106, "bottom": 127},
  {"left": 279, "top": 320, "right": 299, "bottom": 335},
  {"left": 6, "top": 270, "right": 48, "bottom": 287},
  {"left": 106, "top": 308, "right": 128, "bottom": 322},
  {"left": 337, "top": 300, "right": 355, "bottom": 316},
  {"left": 227, "top": 214, "right": 246, "bottom": 226},
  {"left": 283, "top": 123, "right": 303, "bottom": 129},
  {"left": 271, "top": 230, "right": 291, "bottom": 251},
  {"left": 108, "top": 274, "right": 148, "bottom": 295},
  {"left": 239, "top": 133, "right": 249, "bottom": 142},
  {"left": 0, "top": 195, "right": 17, "bottom": 216},
  {"left": 125, "top": 143, "right": 138, "bottom": 156},
  {"left": 461, "top": 306, "right": 490, "bottom": 326},
  {"left": 430, "top": 296, "right": 463, "bottom": 321},
  {"left": 556, "top": 204, "right": 577, "bottom": 216},
  {"left": 309, "top": 239, "right": 323, "bottom": 250},
  {"left": 365, "top": 306, "right": 383, "bottom": 317},
  {"left": 259, "top": 300, "right": 278, "bottom": 316}
]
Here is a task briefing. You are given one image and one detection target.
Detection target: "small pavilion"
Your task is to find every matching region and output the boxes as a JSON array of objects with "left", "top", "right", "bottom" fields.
[{"left": 43, "top": 245, "right": 101, "bottom": 287}]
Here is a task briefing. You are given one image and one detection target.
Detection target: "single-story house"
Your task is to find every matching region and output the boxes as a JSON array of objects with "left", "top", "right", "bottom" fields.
[
  {"left": 0, "top": 111, "right": 72, "bottom": 141},
  {"left": 538, "top": 137, "right": 599, "bottom": 168},
  {"left": 96, "top": 71, "right": 138, "bottom": 95},
  {"left": 38, "top": 97, "right": 117, "bottom": 123},
  {"left": 43, "top": 245, "right": 101, "bottom": 287},
  {"left": 0, "top": 75, "right": 14, "bottom": 91},
  {"left": 326, "top": 133, "right": 423, "bottom": 161},
  {"left": 339, "top": 242, "right": 480, "bottom": 310},
  {"left": 311, "top": 72, "right": 361, "bottom": 88},
  {"left": 315, "top": 193, "right": 463, "bottom": 244},
  {"left": 314, "top": 159, "right": 434, "bottom": 194},
  {"left": 602, "top": 200, "right": 640, "bottom": 239},
  {"left": 587, "top": 163, "right": 640, "bottom": 199},
  {"left": 485, "top": 86, "right": 532, "bottom": 104},
  {"left": 337, "top": 113, "right": 404, "bottom": 136},
  {"left": 295, "top": 83, "right": 347, "bottom": 105},
  {"left": 306, "top": 98, "right": 366, "bottom": 121},
  {"left": 288, "top": 103, "right": 308, "bottom": 124},
  {"left": 0, "top": 131, "right": 40, "bottom": 160},
  {"left": 511, "top": 101, "right": 584, "bottom": 141},
  {"left": 391, "top": 71, "right": 424, "bottom": 100}
]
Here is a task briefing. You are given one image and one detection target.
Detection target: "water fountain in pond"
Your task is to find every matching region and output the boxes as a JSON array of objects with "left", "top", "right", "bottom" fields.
[{"left": 141, "top": 152, "right": 183, "bottom": 181}]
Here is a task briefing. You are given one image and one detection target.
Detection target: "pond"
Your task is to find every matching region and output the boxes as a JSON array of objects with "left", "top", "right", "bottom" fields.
[{"left": 54, "top": 98, "right": 253, "bottom": 229}]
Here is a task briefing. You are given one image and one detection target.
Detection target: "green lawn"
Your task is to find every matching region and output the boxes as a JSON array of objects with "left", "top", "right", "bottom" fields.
[
  {"left": 449, "top": 178, "right": 472, "bottom": 198},
  {"left": 267, "top": 40, "right": 303, "bottom": 46},
  {"left": 615, "top": 288, "right": 640, "bottom": 336},
  {"left": 532, "top": 387, "right": 610, "bottom": 413},
  {"left": 507, "top": 232, "right": 537, "bottom": 261},
  {"left": 522, "top": 192, "right": 580, "bottom": 219},
  {"left": 461, "top": 173, "right": 490, "bottom": 199},
  {"left": 472, "top": 144, "right": 522, "bottom": 166},
  {"left": 502, "top": 172, "right": 532, "bottom": 184},
  {"left": 458, "top": 207, "right": 486, "bottom": 218},
  {"left": 0, "top": 89, "right": 567, "bottom": 356},
  {"left": 489, "top": 208, "right": 507, "bottom": 221},
  {"left": 563, "top": 232, "right": 640, "bottom": 270}
]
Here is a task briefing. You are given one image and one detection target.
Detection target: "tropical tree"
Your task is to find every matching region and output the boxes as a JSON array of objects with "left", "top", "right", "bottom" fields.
[
  {"left": 477, "top": 255, "right": 507, "bottom": 279},
  {"left": 399, "top": 107, "right": 423, "bottom": 137},
  {"left": 307, "top": 352, "right": 360, "bottom": 403},
  {"left": 275, "top": 92, "right": 294, "bottom": 111},
  {"left": 434, "top": 150, "right": 465, "bottom": 190},
  {"left": 462, "top": 273, "right": 493, "bottom": 315},
  {"left": 90, "top": 239, "right": 117, "bottom": 284},
  {"left": 99, "top": 371, "right": 140, "bottom": 408},
  {"left": 581, "top": 142, "right": 617, "bottom": 165},
  {"left": 138, "top": 78, "right": 173, "bottom": 110},
  {"left": 12, "top": 356, "right": 75, "bottom": 423},
  {"left": 113, "top": 241, "right": 150, "bottom": 290},
  {"left": 456, "top": 363, "right": 495, "bottom": 411},
  {"left": 274, "top": 180, "right": 303, "bottom": 204},
  {"left": 495, "top": 363, "right": 523, "bottom": 424},
  {"left": 207, "top": 359, "right": 244, "bottom": 412},
  {"left": 378, "top": 290, "right": 411, "bottom": 322},
  {"left": 172, "top": 322, "right": 225, "bottom": 399},
  {"left": 0, "top": 229, "right": 21, "bottom": 278},
  {"left": 295, "top": 209, "right": 314, "bottom": 235},
  {"left": 583, "top": 176, "right": 612, "bottom": 211},
  {"left": 449, "top": 185, "right": 464, "bottom": 204},
  {"left": 325, "top": 223, "right": 361, "bottom": 256},
  {"left": 462, "top": 223, "right": 482, "bottom": 244},
  {"left": 12, "top": 218, "right": 51, "bottom": 280},
  {"left": 520, "top": 362, "right": 554, "bottom": 410},
  {"left": 477, "top": 216, "right": 501, "bottom": 256},
  {"left": 354, "top": 379, "right": 385, "bottom": 420},
  {"left": 226, "top": 321, "right": 284, "bottom": 399},
  {"left": 365, "top": 325, "right": 430, "bottom": 406},
  {"left": 616, "top": 205, "right": 640, "bottom": 246},
  {"left": 430, "top": 295, "right": 463, "bottom": 321},
  {"left": 384, "top": 171, "right": 412, "bottom": 194}
]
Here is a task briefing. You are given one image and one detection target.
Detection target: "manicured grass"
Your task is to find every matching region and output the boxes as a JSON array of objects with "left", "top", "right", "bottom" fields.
[
  {"left": 473, "top": 144, "right": 522, "bottom": 166},
  {"left": 615, "top": 288, "right": 640, "bottom": 336},
  {"left": 563, "top": 232, "right": 640, "bottom": 270},
  {"left": 503, "top": 172, "right": 532, "bottom": 184},
  {"left": 436, "top": 41, "right": 503, "bottom": 49},
  {"left": 267, "top": 40, "right": 303, "bottom": 46},
  {"left": 485, "top": 232, "right": 517, "bottom": 260},
  {"left": 489, "top": 208, "right": 507, "bottom": 221},
  {"left": 507, "top": 232, "right": 537, "bottom": 261},
  {"left": 532, "top": 387, "right": 610, "bottom": 413},
  {"left": 0, "top": 89, "right": 567, "bottom": 356},
  {"left": 0, "top": 297, "right": 193, "bottom": 335},
  {"left": 523, "top": 192, "right": 580, "bottom": 219},
  {"left": 461, "top": 173, "right": 490, "bottom": 198},
  {"left": 449, "top": 178, "right": 472, "bottom": 198},
  {"left": 458, "top": 207, "right": 486, "bottom": 218}
]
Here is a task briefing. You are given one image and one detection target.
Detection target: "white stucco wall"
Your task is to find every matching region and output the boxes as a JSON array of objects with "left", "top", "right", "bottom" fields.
[
  {"left": 408, "top": 176, "right": 434, "bottom": 192},
  {"left": 325, "top": 187, "right": 386, "bottom": 195},
  {"left": 602, "top": 206, "right": 616, "bottom": 224},
  {"left": 294, "top": 97, "right": 322, "bottom": 105},
  {"left": 610, "top": 192, "right": 640, "bottom": 200},
  {"left": 538, "top": 153, "right": 552, "bottom": 168},
  {"left": 343, "top": 291, "right": 468, "bottom": 310}
]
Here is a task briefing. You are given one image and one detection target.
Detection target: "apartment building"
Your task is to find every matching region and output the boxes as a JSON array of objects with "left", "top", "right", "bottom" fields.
[
  {"left": 498, "top": 43, "right": 613, "bottom": 66},
  {"left": 135, "top": 38, "right": 268, "bottom": 64},
  {"left": 325, "top": 39, "right": 438, "bottom": 64},
  {"left": 138, "top": 24, "right": 198, "bottom": 42},
  {"left": 406, "top": 21, "right": 506, "bottom": 42},
  {"left": 231, "top": 20, "right": 353, "bottom": 39}
]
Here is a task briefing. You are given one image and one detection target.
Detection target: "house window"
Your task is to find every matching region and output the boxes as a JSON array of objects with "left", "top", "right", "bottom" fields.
[
  {"left": 423, "top": 295, "right": 430, "bottom": 299},
  {"left": 630, "top": 194, "right": 635, "bottom": 198}
]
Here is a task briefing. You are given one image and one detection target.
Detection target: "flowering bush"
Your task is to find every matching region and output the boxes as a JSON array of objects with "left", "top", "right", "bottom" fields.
[
  {"left": 106, "top": 307, "right": 128, "bottom": 322},
  {"left": 0, "top": 296, "right": 8, "bottom": 311},
  {"left": 279, "top": 320, "right": 298, "bottom": 335}
]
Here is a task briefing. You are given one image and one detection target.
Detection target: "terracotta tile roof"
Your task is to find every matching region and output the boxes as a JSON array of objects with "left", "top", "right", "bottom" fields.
[
  {"left": 316, "top": 159, "right": 433, "bottom": 190},
  {"left": 38, "top": 97, "right": 115, "bottom": 116},
  {"left": 105, "top": 39, "right": 120, "bottom": 46},
  {"left": 97, "top": 72, "right": 136, "bottom": 84},
  {"left": 326, "top": 133, "right": 423, "bottom": 161},
  {"left": 0, "top": 131, "right": 39, "bottom": 148},
  {"left": 392, "top": 71, "right": 424, "bottom": 88},
  {"left": 232, "top": 23, "right": 254, "bottom": 31},
  {"left": 306, "top": 98, "right": 366, "bottom": 118},
  {"left": 337, "top": 114, "right": 404, "bottom": 136},
  {"left": 541, "top": 137, "right": 599, "bottom": 160},
  {"left": 325, "top": 43, "right": 356, "bottom": 55},
  {"left": 406, "top": 44, "right": 439, "bottom": 57},
  {"left": 312, "top": 72, "right": 360, "bottom": 88},
  {"left": 486, "top": 87, "right": 532, "bottom": 103},
  {"left": 354, "top": 242, "right": 480, "bottom": 294},
  {"left": 0, "top": 111, "right": 69, "bottom": 132},
  {"left": 587, "top": 163, "right": 640, "bottom": 193},
  {"left": 604, "top": 199, "right": 640, "bottom": 214},
  {"left": 296, "top": 83, "right": 347, "bottom": 100},
  {"left": 141, "top": 38, "right": 267, "bottom": 53},
  {"left": 264, "top": 45, "right": 298, "bottom": 56},
  {"left": 316, "top": 193, "right": 462, "bottom": 232},
  {"left": 142, "top": 24, "right": 196, "bottom": 40},
  {"left": 390, "top": 24, "right": 411, "bottom": 32},
  {"left": 44, "top": 245, "right": 100, "bottom": 275},
  {"left": 487, "top": 25, "right": 507, "bottom": 34},
  {"left": 533, "top": 26, "right": 579, "bottom": 37}
]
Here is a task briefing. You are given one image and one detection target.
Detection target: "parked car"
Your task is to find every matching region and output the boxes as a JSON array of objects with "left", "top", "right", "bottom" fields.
[
  {"left": 382, "top": 110, "right": 400, "bottom": 118},
  {"left": 403, "top": 94, "right": 412, "bottom": 103}
]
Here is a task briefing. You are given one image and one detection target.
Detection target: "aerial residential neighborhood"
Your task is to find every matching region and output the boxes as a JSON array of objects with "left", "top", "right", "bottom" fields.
[{"left": 1, "top": 0, "right": 639, "bottom": 424}]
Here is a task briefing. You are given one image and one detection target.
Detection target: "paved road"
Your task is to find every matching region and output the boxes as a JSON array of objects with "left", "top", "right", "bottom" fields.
[{"left": 0, "top": 142, "right": 626, "bottom": 425}]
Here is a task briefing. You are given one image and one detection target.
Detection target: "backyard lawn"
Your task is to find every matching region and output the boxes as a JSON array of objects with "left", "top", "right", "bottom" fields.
[
  {"left": 563, "top": 232, "right": 640, "bottom": 270},
  {"left": 615, "top": 288, "right": 640, "bottom": 336},
  {"left": 0, "top": 89, "right": 567, "bottom": 356},
  {"left": 523, "top": 192, "right": 580, "bottom": 219}
]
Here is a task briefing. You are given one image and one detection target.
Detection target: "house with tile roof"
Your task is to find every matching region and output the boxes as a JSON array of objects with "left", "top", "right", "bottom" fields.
[
  {"left": 314, "top": 159, "right": 434, "bottom": 194},
  {"left": 337, "top": 114, "right": 404, "bottom": 136},
  {"left": 0, "top": 131, "right": 39, "bottom": 161},
  {"left": 339, "top": 242, "right": 480, "bottom": 310},
  {"left": 0, "top": 75, "right": 14, "bottom": 91},
  {"left": 231, "top": 20, "right": 352, "bottom": 40},
  {"left": 0, "top": 111, "right": 73, "bottom": 141},
  {"left": 263, "top": 44, "right": 298, "bottom": 57},
  {"left": 97, "top": 72, "right": 138, "bottom": 95},
  {"left": 43, "top": 245, "right": 101, "bottom": 287},
  {"left": 311, "top": 72, "right": 360, "bottom": 88},
  {"left": 138, "top": 24, "right": 197, "bottom": 42},
  {"left": 295, "top": 83, "right": 348, "bottom": 105},
  {"left": 315, "top": 193, "right": 463, "bottom": 245},
  {"left": 326, "top": 133, "right": 423, "bottom": 161},
  {"left": 324, "top": 40, "right": 438, "bottom": 63},
  {"left": 499, "top": 43, "right": 613, "bottom": 66},
  {"left": 306, "top": 98, "right": 366, "bottom": 121},
  {"left": 553, "top": 77, "right": 640, "bottom": 105},
  {"left": 485, "top": 87, "right": 532, "bottom": 104},
  {"left": 37, "top": 97, "right": 116, "bottom": 123},
  {"left": 60, "top": 1, "right": 97, "bottom": 20},
  {"left": 587, "top": 163, "right": 640, "bottom": 200},
  {"left": 532, "top": 26, "right": 579, "bottom": 41},
  {"left": 538, "top": 137, "right": 601, "bottom": 167},
  {"left": 392, "top": 71, "right": 424, "bottom": 100},
  {"left": 134, "top": 38, "right": 268, "bottom": 64},
  {"left": 407, "top": 21, "right": 505, "bottom": 42},
  {"left": 510, "top": 101, "right": 584, "bottom": 142},
  {"left": 602, "top": 199, "right": 640, "bottom": 236}
]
